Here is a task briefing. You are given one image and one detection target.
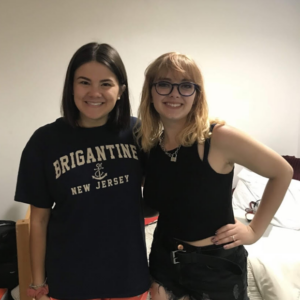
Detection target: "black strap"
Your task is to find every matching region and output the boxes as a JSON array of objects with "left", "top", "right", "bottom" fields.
[
  {"left": 175, "top": 251, "right": 242, "bottom": 275},
  {"left": 203, "top": 124, "right": 217, "bottom": 161}
]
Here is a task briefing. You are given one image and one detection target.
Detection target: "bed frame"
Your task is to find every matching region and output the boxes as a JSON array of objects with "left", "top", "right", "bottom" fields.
[{"left": 16, "top": 206, "right": 31, "bottom": 300}]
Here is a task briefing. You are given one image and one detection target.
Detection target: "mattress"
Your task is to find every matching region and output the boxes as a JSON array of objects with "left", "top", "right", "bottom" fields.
[{"left": 233, "top": 179, "right": 300, "bottom": 300}]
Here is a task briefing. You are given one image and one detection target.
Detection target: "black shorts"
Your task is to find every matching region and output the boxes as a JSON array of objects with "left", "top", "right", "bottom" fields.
[{"left": 149, "top": 232, "right": 249, "bottom": 300}]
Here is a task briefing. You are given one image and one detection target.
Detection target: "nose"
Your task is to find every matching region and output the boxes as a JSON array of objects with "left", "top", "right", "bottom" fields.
[
  {"left": 169, "top": 85, "right": 180, "bottom": 98},
  {"left": 88, "top": 85, "right": 102, "bottom": 98}
]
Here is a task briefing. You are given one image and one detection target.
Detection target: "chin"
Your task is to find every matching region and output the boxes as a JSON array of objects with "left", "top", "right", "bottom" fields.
[
  {"left": 163, "top": 113, "right": 187, "bottom": 121},
  {"left": 80, "top": 112, "right": 107, "bottom": 123}
]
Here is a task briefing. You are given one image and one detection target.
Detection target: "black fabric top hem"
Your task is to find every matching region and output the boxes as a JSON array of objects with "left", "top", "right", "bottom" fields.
[
  {"left": 48, "top": 285, "right": 150, "bottom": 300},
  {"left": 14, "top": 197, "right": 52, "bottom": 209}
]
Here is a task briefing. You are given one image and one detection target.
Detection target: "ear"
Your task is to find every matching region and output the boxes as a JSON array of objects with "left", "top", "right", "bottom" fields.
[{"left": 118, "top": 84, "right": 126, "bottom": 100}]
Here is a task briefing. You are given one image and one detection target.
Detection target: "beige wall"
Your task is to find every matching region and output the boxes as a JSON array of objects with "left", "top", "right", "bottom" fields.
[{"left": 0, "top": 0, "right": 300, "bottom": 220}]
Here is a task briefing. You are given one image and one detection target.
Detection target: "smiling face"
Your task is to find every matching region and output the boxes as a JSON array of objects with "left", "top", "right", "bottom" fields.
[
  {"left": 151, "top": 71, "right": 197, "bottom": 124},
  {"left": 73, "top": 61, "right": 125, "bottom": 127}
]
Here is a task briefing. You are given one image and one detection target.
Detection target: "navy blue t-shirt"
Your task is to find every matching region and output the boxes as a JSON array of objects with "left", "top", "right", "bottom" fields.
[{"left": 15, "top": 117, "right": 150, "bottom": 299}]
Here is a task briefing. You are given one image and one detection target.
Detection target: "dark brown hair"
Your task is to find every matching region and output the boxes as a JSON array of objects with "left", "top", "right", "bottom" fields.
[{"left": 61, "top": 43, "right": 131, "bottom": 130}]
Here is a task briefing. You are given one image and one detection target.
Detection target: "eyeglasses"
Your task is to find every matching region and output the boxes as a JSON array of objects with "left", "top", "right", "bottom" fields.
[{"left": 152, "top": 81, "right": 200, "bottom": 97}]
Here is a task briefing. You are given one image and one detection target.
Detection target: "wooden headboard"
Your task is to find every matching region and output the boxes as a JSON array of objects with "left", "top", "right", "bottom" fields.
[{"left": 16, "top": 206, "right": 32, "bottom": 300}]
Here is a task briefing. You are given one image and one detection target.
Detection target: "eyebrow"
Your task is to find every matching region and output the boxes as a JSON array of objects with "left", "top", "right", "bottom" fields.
[
  {"left": 75, "top": 76, "right": 114, "bottom": 83},
  {"left": 157, "top": 77, "right": 193, "bottom": 82}
]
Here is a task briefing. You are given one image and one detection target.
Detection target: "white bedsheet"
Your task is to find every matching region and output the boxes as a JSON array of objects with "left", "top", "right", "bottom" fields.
[
  {"left": 233, "top": 182, "right": 300, "bottom": 300},
  {"left": 235, "top": 168, "right": 300, "bottom": 230}
]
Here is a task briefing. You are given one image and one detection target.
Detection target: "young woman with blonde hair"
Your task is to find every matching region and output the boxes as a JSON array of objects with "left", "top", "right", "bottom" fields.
[{"left": 137, "top": 52, "right": 292, "bottom": 300}]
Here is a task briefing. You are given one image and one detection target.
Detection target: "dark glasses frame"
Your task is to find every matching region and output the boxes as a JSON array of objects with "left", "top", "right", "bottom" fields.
[{"left": 152, "top": 81, "right": 201, "bottom": 97}]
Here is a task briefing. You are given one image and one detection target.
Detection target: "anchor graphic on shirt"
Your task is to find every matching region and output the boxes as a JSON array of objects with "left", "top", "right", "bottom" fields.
[{"left": 92, "top": 163, "right": 107, "bottom": 180}]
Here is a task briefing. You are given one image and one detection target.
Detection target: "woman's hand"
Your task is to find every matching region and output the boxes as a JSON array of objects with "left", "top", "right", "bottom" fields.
[{"left": 211, "top": 219, "right": 259, "bottom": 249}]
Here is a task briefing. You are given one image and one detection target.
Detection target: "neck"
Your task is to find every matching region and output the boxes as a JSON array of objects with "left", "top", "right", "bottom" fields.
[
  {"left": 78, "top": 115, "right": 108, "bottom": 128},
  {"left": 161, "top": 118, "right": 186, "bottom": 150}
]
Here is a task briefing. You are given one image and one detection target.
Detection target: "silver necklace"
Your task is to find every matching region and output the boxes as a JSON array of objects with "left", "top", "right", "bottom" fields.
[{"left": 159, "top": 133, "right": 181, "bottom": 162}]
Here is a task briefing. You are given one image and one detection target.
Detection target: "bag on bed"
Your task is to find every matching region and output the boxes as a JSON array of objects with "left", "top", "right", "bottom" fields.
[
  {"left": 245, "top": 200, "right": 261, "bottom": 221},
  {"left": 0, "top": 220, "right": 18, "bottom": 288}
]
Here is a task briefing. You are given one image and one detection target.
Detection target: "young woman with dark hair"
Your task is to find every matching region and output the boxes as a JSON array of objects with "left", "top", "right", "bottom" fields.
[{"left": 15, "top": 43, "right": 150, "bottom": 300}]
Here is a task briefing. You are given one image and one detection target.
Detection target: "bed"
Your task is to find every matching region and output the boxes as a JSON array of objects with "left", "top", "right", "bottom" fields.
[
  {"left": 15, "top": 207, "right": 31, "bottom": 300},
  {"left": 232, "top": 161, "right": 300, "bottom": 300}
]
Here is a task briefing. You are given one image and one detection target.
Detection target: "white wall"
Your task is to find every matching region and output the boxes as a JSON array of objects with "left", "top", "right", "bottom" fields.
[{"left": 1, "top": 0, "right": 299, "bottom": 220}]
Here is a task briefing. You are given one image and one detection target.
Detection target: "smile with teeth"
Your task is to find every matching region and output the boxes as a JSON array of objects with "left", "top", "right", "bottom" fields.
[
  {"left": 85, "top": 101, "right": 104, "bottom": 106},
  {"left": 165, "top": 102, "right": 182, "bottom": 108}
]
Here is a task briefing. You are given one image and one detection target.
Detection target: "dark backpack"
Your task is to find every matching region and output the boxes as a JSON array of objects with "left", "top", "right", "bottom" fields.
[{"left": 0, "top": 221, "right": 18, "bottom": 289}]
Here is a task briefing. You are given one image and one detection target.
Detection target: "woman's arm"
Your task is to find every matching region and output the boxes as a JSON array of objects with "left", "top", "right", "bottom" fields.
[
  {"left": 30, "top": 205, "right": 51, "bottom": 285},
  {"left": 211, "top": 125, "right": 293, "bottom": 248}
]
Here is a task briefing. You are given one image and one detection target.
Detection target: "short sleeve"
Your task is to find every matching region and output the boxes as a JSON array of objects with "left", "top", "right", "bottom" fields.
[
  {"left": 14, "top": 130, "right": 54, "bottom": 208},
  {"left": 130, "top": 117, "right": 148, "bottom": 176}
]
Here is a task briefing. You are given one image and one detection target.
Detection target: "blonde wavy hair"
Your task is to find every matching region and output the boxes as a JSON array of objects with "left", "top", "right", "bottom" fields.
[{"left": 137, "top": 52, "right": 223, "bottom": 152}]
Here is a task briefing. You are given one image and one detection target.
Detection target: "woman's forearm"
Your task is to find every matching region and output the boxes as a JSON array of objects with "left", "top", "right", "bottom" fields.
[
  {"left": 30, "top": 221, "right": 48, "bottom": 285},
  {"left": 30, "top": 206, "right": 50, "bottom": 285},
  {"left": 249, "top": 167, "right": 293, "bottom": 238}
]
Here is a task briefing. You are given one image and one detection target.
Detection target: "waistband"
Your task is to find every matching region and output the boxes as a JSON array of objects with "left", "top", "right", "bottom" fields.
[
  {"left": 162, "top": 235, "right": 228, "bottom": 253},
  {"left": 158, "top": 236, "right": 243, "bottom": 275}
]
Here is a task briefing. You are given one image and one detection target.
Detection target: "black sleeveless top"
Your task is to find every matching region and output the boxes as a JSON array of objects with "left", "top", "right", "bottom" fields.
[{"left": 143, "top": 136, "right": 235, "bottom": 241}]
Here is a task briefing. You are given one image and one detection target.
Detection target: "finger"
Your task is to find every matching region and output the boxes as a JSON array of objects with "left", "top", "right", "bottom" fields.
[
  {"left": 224, "top": 241, "right": 239, "bottom": 250},
  {"left": 214, "top": 229, "right": 236, "bottom": 241},
  {"left": 215, "top": 234, "right": 237, "bottom": 245}
]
